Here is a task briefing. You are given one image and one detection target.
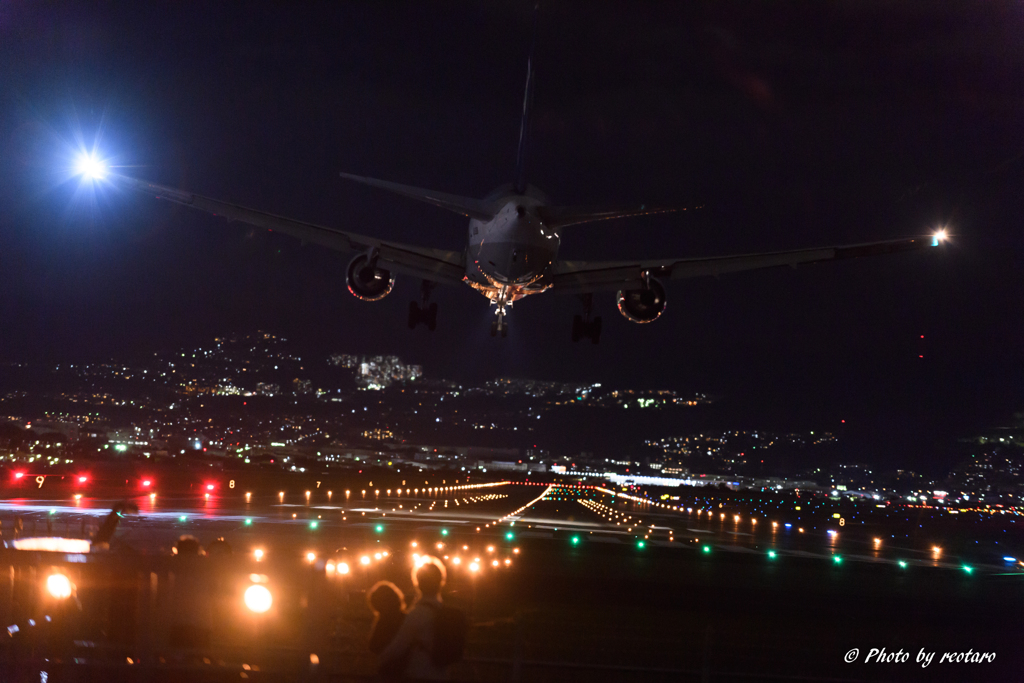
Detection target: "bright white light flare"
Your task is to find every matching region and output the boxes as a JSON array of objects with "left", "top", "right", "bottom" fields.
[
  {"left": 244, "top": 584, "right": 272, "bottom": 613},
  {"left": 75, "top": 154, "right": 106, "bottom": 180},
  {"left": 46, "top": 573, "right": 73, "bottom": 599}
]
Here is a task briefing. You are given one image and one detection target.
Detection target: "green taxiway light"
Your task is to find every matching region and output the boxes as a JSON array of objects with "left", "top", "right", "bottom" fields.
[
  {"left": 49, "top": 510, "right": 56, "bottom": 515},
  {"left": 179, "top": 516, "right": 187, "bottom": 522},
  {"left": 505, "top": 532, "right": 514, "bottom": 540},
  {"left": 376, "top": 524, "right": 384, "bottom": 533},
  {"left": 310, "top": 521, "right": 319, "bottom": 530},
  {"left": 768, "top": 550, "right": 777, "bottom": 559},
  {"left": 571, "top": 536, "right": 580, "bottom": 545},
  {"left": 244, "top": 519, "right": 252, "bottom": 525},
  {"left": 963, "top": 565, "right": 973, "bottom": 574},
  {"left": 440, "top": 528, "right": 448, "bottom": 536},
  {"left": 833, "top": 556, "right": 842, "bottom": 564},
  {"left": 898, "top": 560, "right": 907, "bottom": 568},
  {"left": 637, "top": 540, "right": 645, "bottom": 549},
  {"left": 702, "top": 545, "right": 711, "bottom": 553}
]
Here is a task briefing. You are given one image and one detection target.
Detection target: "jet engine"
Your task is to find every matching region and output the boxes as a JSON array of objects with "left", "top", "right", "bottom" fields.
[
  {"left": 616, "top": 278, "right": 667, "bottom": 323},
  {"left": 346, "top": 254, "right": 395, "bottom": 302}
]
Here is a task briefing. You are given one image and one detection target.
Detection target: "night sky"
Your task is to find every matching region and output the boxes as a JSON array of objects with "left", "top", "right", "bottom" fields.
[{"left": 1, "top": 2, "right": 1022, "bottom": 473}]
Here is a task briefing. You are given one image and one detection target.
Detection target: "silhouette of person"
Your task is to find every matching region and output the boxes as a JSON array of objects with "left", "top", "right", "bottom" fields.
[
  {"left": 367, "top": 581, "right": 407, "bottom": 680},
  {"left": 167, "top": 535, "right": 213, "bottom": 650},
  {"left": 379, "top": 557, "right": 450, "bottom": 680}
]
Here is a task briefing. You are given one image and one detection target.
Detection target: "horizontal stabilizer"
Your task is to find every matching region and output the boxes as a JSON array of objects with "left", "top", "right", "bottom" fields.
[
  {"left": 340, "top": 172, "right": 497, "bottom": 221},
  {"left": 537, "top": 204, "right": 691, "bottom": 229}
]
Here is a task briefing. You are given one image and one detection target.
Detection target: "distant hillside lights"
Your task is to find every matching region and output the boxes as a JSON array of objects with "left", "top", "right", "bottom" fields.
[{"left": 329, "top": 354, "right": 422, "bottom": 390}]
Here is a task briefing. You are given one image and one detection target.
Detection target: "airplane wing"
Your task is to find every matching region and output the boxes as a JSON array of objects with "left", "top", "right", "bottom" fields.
[
  {"left": 536, "top": 205, "right": 692, "bottom": 229},
  {"left": 116, "top": 175, "right": 466, "bottom": 285},
  {"left": 548, "top": 236, "right": 939, "bottom": 295}
]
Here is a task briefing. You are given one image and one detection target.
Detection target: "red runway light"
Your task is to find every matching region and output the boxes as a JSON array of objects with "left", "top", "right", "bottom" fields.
[
  {"left": 142, "top": 480, "right": 152, "bottom": 487},
  {"left": 14, "top": 472, "right": 24, "bottom": 479},
  {"left": 206, "top": 484, "right": 215, "bottom": 491},
  {"left": 78, "top": 476, "right": 87, "bottom": 483}
]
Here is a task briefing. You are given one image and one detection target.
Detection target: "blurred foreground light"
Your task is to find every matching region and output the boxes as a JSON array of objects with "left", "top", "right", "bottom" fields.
[
  {"left": 75, "top": 153, "right": 106, "bottom": 180},
  {"left": 325, "top": 562, "right": 335, "bottom": 574},
  {"left": 338, "top": 562, "right": 350, "bottom": 574},
  {"left": 244, "top": 584, "right": 272, "bottom": 613},
  {"left": 360, "top": 555, "right": 371, "bottom": 566},
  {"left": 469, "top": 562, "right": 480, "bottom": 572},
  {"left": 14, "top": 538, "right": 90, "bottom": 553},
  {"left": 306, "top": 552, "right": 316, "bottom": 563},
  {"left": 253, "top": 549, "right": 264, "bottom": 561},
  {"left": 452, "top": 557, "right": 461, "bottom": 565},
  {"left": 46, "top": 573, "right": 73, "bottom": 599}
]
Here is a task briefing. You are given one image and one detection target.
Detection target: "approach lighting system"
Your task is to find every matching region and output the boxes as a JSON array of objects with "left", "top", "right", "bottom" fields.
[
  {"left": 75, "top": 153, "right": 106, "bottom": 180},
  {"left": 46, "top": 573, "right": 73, "bottom": 599},
  {"left": 244, "top": 584, "right": 272, "bottom": 613}
]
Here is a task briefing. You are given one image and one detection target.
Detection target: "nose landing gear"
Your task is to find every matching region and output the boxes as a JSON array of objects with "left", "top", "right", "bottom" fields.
[{"left": 490, "top": 286, "right": 510, "bottom": 338}]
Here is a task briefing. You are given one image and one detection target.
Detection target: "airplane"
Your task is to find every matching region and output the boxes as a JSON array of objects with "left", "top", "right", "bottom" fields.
[{"left": 82, "top": 7, "right": 947, "bottom": 343}]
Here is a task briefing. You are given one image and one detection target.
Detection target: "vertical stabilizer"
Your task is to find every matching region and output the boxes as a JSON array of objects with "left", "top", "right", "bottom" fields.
[{"left": 514, "top": 3, "right": 540, "bottom": 195}]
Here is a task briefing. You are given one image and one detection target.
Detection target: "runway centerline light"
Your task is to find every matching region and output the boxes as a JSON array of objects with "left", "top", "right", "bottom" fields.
[
  {"left": 360, "top": 555, "right": 370, "bottom": 566},
  {"left": 244, "top": 584, "right": 272, "bottom": 613},
  {"left": 46, "top": 574, "right": 73, "bottom": 599},
  {"left": 338, "top": 562, "right": 350, "bottom": 574},
  {"left": 253, "top": 549, "right": 264, "bottom": 561},
  {"left": 306, "top": 552, "right": 316, "bottom": 563}
]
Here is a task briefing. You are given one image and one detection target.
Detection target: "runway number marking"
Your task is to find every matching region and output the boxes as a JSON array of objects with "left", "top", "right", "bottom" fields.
[
  {"left": 317, "top": 481, "right": 321, "bottom": 488},
  {"left": 839, "top": 518, "right": 845, "bottom": 526},
  {"left": 229, "top": 480, "right": 235, "bottom": 489},
  {"left": 35, "top": 476, "right": 45, "bottom": 488}
]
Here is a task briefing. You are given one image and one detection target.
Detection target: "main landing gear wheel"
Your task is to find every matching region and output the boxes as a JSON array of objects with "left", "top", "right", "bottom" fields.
[
  {"left": 408, "top": 280, "right": 438, "bottom": 331},
  {"left": 490, "top": 319, "right": 508, "bottom": 338},
  {"left": 571, "top": 294, "right": 601, "bottom": 344},
  {"left": 572, "top": 315, "right": 601, "bottom": 344},
  {"left": 408, "top": 302, "right": 437, "bottom": 330}
]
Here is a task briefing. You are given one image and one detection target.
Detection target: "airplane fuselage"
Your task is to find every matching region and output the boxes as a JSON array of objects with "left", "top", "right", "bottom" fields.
[{"left": 464, "top": 186, "right": 560, "bottom": 310}]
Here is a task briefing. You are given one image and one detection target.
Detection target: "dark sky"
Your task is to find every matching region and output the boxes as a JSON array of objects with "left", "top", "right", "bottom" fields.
[{"left": 1, "top": 2, "right": 1022, "bottom": 472}]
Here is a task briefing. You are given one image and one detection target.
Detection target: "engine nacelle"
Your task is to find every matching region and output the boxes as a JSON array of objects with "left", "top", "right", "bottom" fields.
[
  {"left": 346, "top": 254, "right": 395, "bottom": 302},
  {"left": 616, "top": 278, "right": 667, "bottom": 323}
]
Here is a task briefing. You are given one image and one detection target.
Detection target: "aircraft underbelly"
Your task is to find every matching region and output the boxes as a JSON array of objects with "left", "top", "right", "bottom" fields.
[{"left": 473, "top": 240, "right": 554, "bottom": 285}]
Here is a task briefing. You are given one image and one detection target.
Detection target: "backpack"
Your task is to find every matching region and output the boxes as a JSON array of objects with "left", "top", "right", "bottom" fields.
[{"left": 423, "top": 602, "right": 468, "bottom": 666}]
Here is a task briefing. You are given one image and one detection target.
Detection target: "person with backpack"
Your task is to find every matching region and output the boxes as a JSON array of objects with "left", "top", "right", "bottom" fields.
[{"left": 379, "top": 556, "right": 468, "bottom": 680}]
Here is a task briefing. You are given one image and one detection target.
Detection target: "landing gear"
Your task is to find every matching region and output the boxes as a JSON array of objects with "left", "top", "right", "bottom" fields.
[
  {"left": 408, "top": 281, "right": 438, "bottom": 331},
  {"left": 490, "top": 285, "right": 511, "bottom": 338},
  {"left": 571, "top": 294, "right": 601, "bottom": 344}
]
